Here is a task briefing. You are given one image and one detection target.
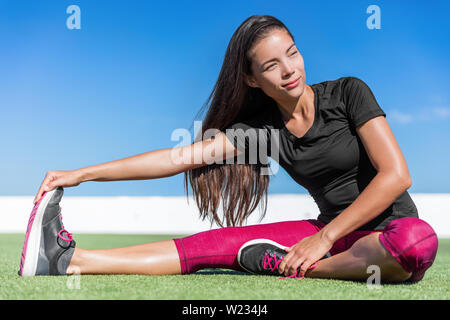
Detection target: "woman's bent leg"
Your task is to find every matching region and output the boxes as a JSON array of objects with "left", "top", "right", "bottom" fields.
[
  {"left": 305, "top": 232, "right": 413, "bottom": 282},
  {"left": 306, "top": 217, "right": 438, "bottom": 283}
]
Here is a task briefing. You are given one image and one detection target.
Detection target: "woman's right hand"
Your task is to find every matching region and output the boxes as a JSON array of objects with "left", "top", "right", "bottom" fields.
[{"left": 33, "top": 170, "right": 83, "bottom": 205}]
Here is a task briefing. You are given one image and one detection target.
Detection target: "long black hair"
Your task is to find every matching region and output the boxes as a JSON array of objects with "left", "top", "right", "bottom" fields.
[{"left": 184, "top": 15, "right": 295, "bottom": 227}]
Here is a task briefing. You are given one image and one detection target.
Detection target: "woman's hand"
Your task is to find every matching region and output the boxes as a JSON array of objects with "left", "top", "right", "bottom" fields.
[
  {"left": 33, "top": 170, "right": 83, "bottom": 205},
  {"left": 278, "top": 231, "right": 334, "bottom": 278}
]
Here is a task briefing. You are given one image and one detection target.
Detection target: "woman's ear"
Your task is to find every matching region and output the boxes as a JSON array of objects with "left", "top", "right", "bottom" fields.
[{"left": 244, "top": 73, "right": 259, "bottom": 88}]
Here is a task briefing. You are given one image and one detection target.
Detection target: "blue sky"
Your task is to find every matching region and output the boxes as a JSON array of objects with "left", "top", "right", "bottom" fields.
[{"left": 1, "top": 0, "right": 449, "bottom": 197}]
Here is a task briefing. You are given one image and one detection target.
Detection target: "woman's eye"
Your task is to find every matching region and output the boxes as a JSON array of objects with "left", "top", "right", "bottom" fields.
[{"left": 265, "top": 51, "right": 298, "bottom": 71}]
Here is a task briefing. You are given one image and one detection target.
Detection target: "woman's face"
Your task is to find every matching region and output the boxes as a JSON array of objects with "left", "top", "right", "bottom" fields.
[{"left": 245, "top": 28, "right": 307, "bottom": 104}]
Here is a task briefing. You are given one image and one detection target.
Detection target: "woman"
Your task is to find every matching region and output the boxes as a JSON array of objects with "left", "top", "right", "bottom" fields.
[{"left": 20, "top": 15, "right": 437, "bottom": 283}]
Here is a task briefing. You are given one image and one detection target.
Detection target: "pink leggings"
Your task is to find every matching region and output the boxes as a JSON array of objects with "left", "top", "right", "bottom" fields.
[{"left": 173, "top": 217, "right": 438, "bottom": 282}]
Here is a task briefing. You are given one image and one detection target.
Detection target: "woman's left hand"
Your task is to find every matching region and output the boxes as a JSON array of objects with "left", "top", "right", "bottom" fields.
[{"left": 278, "top": 231, "right": 334, "bottom": 278}]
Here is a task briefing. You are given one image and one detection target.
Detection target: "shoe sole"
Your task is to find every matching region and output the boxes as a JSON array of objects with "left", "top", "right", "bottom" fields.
[
  {"left": 19, "top": 188, "right": 58, "bottom": 276},
  {"left": 236, "top": 239, "right": 287, "bottom": 275}
]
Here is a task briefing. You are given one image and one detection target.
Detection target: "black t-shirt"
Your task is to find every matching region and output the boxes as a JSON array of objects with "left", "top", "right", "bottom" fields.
[{"left": 224, "top": 76, "right": 418, "bottom": 231}]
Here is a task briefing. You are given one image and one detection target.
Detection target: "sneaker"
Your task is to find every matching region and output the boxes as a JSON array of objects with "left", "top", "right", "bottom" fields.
[
  {"left": 237, "top": 239, "right": 321, "bottom": 279},
  {"left": 19, "top": 186, "right": 76, "bottom": 276}
]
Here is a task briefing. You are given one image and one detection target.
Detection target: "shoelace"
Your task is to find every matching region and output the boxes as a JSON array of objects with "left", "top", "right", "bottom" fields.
[
  {"left": 263, "top": 252, "right": 318, "bottom": 279},
  {"left": 57, "top": 207, "right": 73, "bottom": 243},
  {"left": 58, "top": 229, "right": 73, "bottom": 243}
]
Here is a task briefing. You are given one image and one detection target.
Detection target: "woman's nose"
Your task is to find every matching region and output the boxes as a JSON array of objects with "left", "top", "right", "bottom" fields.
[{"left": 281, "top": 61, "right": 295, "bottom": 75}]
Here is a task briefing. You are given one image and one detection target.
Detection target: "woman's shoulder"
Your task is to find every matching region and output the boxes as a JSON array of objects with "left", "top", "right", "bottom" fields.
[
  {"left": 311, "top": 76, "right": 364, "bottom": 90},
  {"left": 311, "top": 76, "right": 371, "bottom": 103}
]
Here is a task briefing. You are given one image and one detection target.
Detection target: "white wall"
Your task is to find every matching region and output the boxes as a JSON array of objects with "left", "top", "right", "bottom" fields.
[{"left": 0, "top": 193, "right": 449, "bottom": 237}]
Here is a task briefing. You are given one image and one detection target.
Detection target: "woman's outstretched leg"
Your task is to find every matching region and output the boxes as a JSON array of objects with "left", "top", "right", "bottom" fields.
[
  {"left": 66, "top": 240, "right": 181, "bottom": 275},
  {"left": 20, "top": 185, "right": 321, "bottom": 277}
]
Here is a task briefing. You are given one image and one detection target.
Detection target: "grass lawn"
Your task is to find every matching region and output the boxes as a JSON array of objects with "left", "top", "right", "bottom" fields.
[{"left": 1, "top": 234, "right": 449, "bottom": 300}]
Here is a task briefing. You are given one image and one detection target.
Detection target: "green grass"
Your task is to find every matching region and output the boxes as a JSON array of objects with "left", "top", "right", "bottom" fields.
[{"left": 1, "top": 234, "right": 449, "bottom": 300}]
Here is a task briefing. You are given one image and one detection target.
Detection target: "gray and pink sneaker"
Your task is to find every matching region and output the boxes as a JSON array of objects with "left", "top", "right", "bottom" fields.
[
  {"left": 237, "top": 239, "right": 319, "bottom": 279},
  {"left": 18, "top": 186, "right": 76, "bottom": 276}
]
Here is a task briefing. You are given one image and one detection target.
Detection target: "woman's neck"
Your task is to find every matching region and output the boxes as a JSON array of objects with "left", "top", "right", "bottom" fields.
[{"left": 277, "top": 85, "right": 314, "bottom": 123}]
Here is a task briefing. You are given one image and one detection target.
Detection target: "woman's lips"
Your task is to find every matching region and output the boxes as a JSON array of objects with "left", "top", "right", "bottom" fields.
[{"left": 283, "top": 77, "right": 301, "bottom": 88}]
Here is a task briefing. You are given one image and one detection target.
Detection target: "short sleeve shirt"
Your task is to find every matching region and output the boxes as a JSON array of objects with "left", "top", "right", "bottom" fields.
[{"left": 225, "top": 76, "right": 418, "bottom": 231}]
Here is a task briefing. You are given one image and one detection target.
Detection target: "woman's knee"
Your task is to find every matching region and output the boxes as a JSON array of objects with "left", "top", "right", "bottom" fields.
[
  {"left": 379, "top": 217, "right": 438, "bottom": 282},
  {"left": 347, "top": 232, "right": 412, "bottom": 283}
]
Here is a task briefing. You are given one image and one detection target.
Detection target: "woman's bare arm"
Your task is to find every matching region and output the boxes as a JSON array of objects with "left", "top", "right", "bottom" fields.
[
  {"left": 78, "top": 131, "right": 241, "bottom": 182},
  {"left": 32, "top": 132, "right": 241, "bottom": 204}
]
